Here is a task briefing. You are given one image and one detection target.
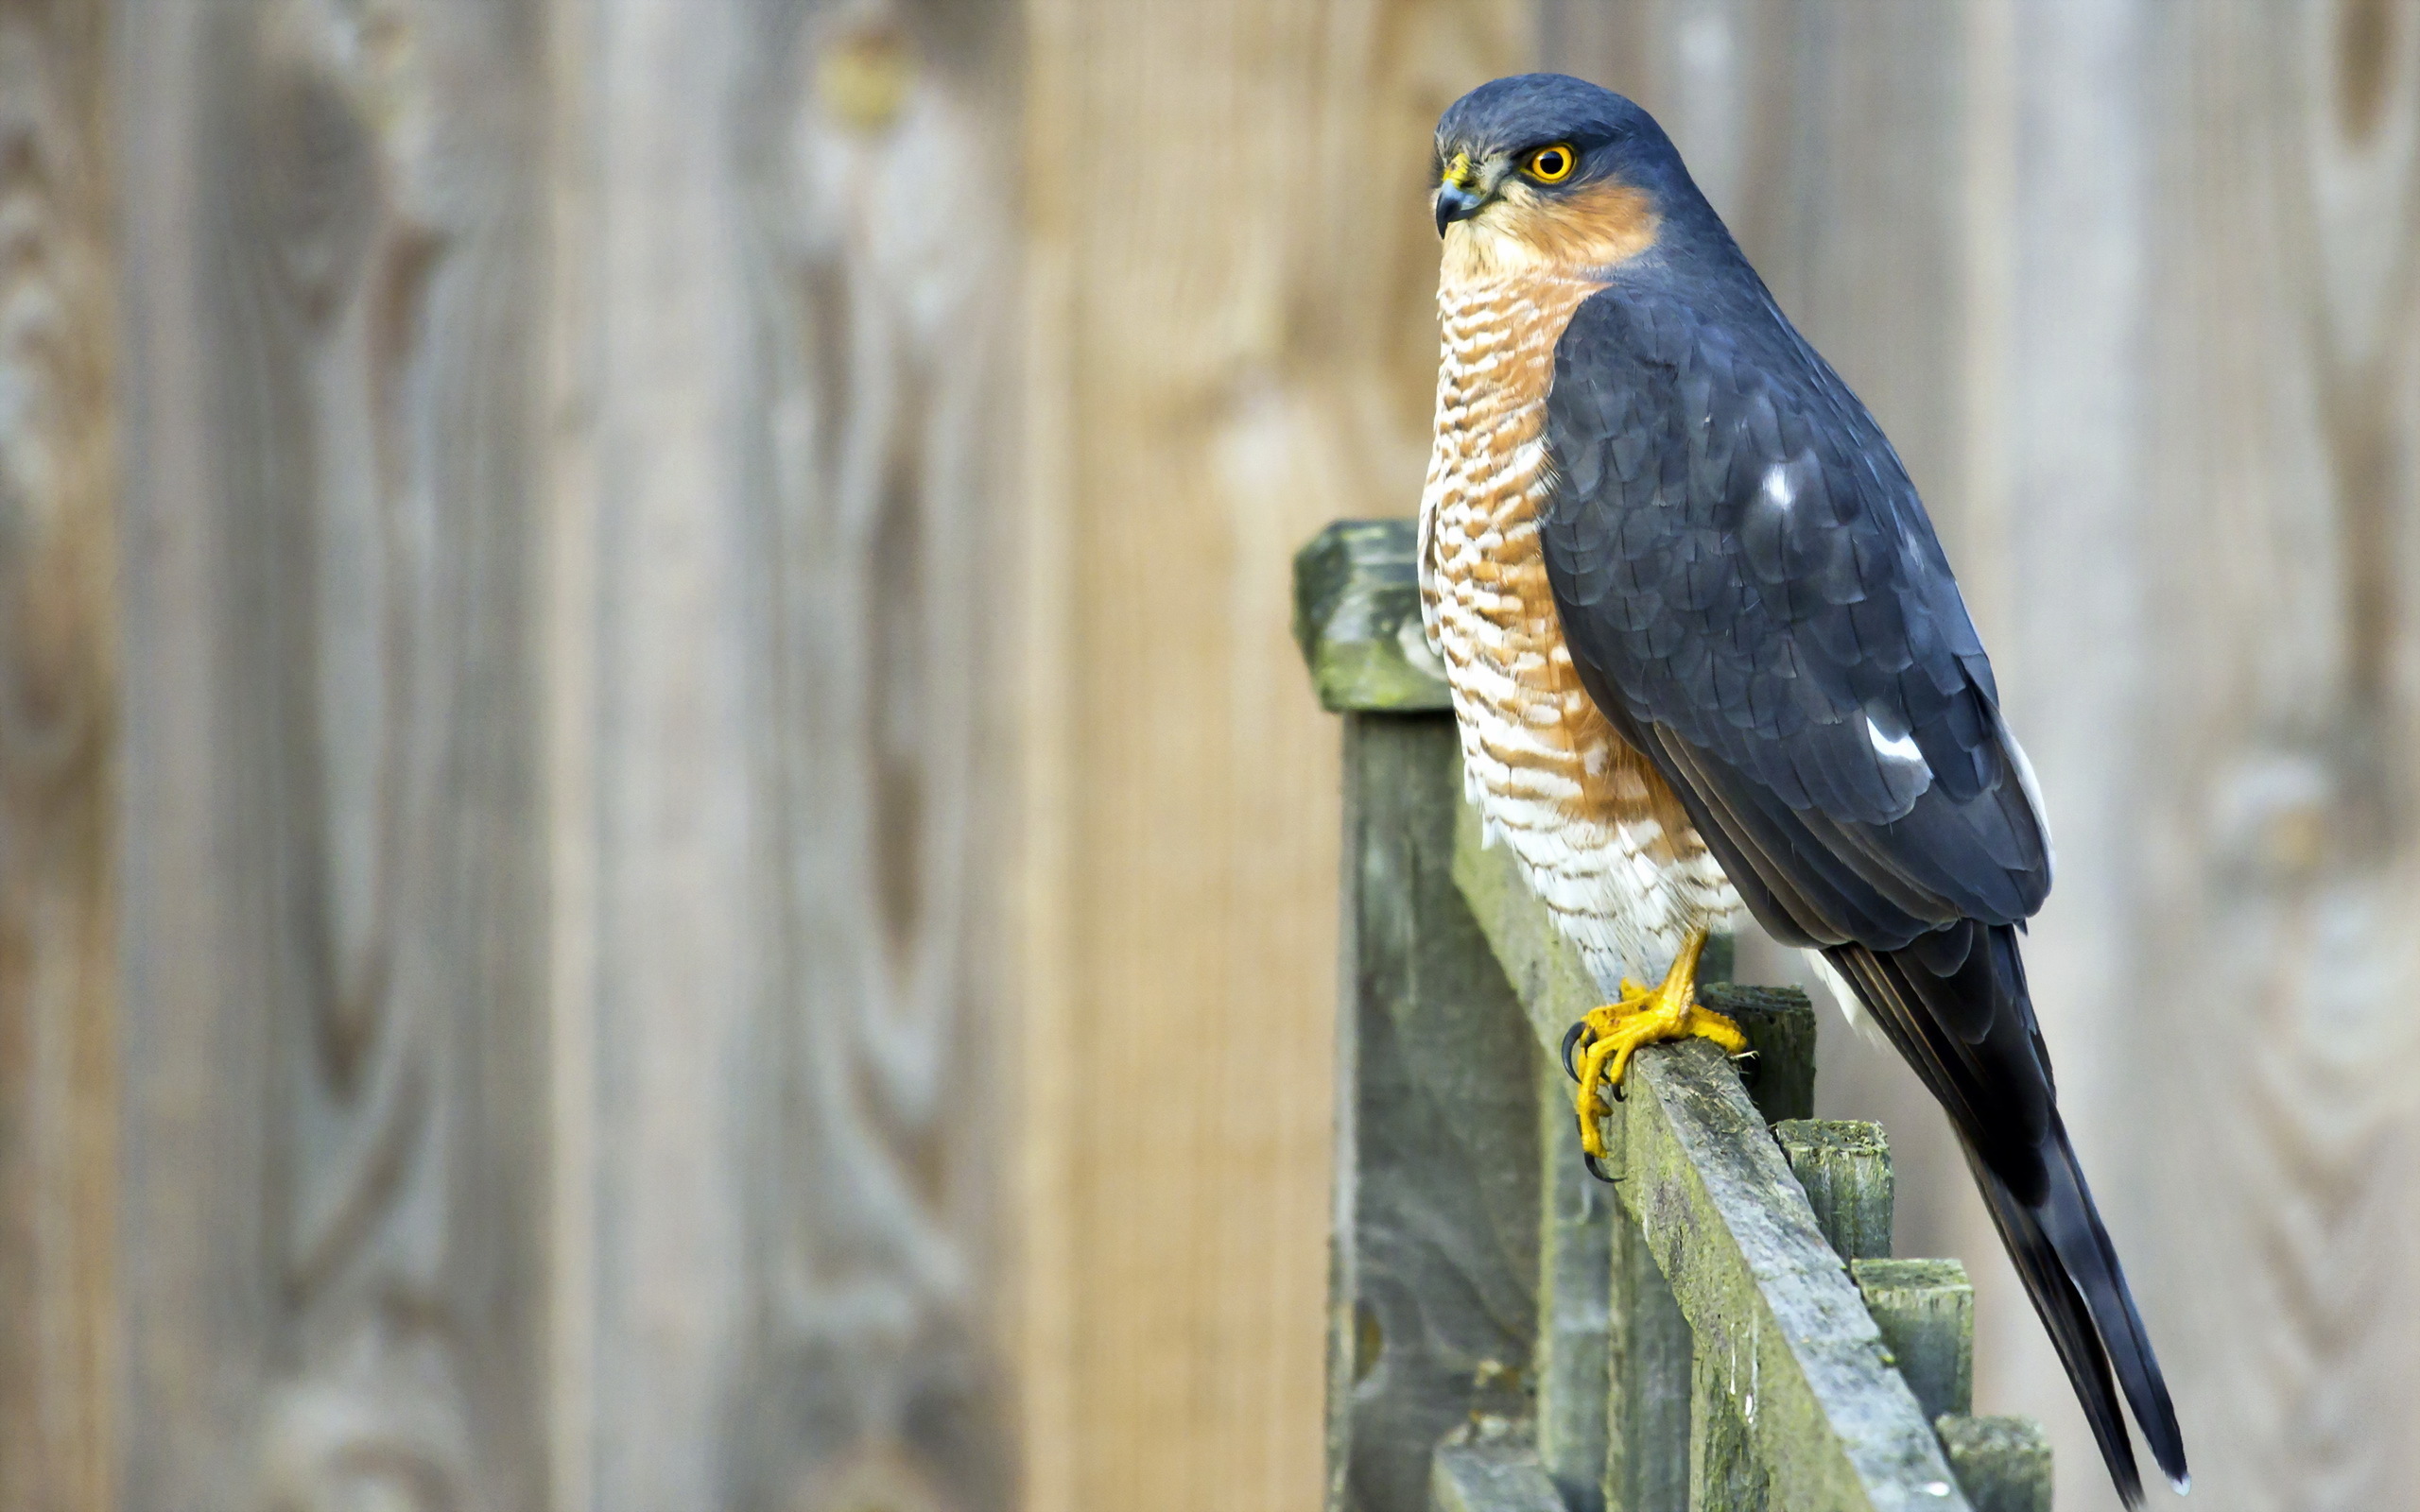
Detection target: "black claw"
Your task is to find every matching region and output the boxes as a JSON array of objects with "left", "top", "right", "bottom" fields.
[
  {"left": 1609, "top": 1079, "right": 1626, "bottom": 1104},
  {"left": 1582, "top": 1151, "right": 1618, "bottom": 1184},
  {"left": 1560, "top": 1020, "right": 1589, "bottom": 1082}
]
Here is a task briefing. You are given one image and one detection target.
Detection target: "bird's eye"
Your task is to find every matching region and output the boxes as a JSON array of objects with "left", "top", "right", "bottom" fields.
[{"left": 1525, "top": 143, "right": 1577, "bottom": 183}]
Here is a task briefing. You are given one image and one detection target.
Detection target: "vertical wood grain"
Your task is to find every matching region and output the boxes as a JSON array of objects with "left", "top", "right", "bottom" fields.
[
  {"left": 570, "top": 1, "right": 1019, "bottom": 1505},
  {"left": 2130, "top": 3, "right": 2420, "bottom": 1506},
  {"left": 118, "top": 0, "right": 552, "bottom": 1503},
  {"left": 1017, "top": 5, "right": 1528, "bottom": 1509},
  {"left": 0, "top": 3, "right": 114, "bottom": 1507}
]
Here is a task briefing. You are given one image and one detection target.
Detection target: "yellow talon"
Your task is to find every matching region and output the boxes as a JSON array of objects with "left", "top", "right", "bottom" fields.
[{"left": 1570, "top": 925, "right": 1748, "bottom": 1161}]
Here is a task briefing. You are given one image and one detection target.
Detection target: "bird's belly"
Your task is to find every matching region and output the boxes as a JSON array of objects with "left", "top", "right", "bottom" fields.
[{"left": 1421, "top": 271, "right": 1739, "bottom": 993}]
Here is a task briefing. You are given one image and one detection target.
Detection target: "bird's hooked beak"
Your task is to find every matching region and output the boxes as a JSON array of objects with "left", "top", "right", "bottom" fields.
[{"left": 1435, "top": 151, "right": 1488, "bottom": 236}]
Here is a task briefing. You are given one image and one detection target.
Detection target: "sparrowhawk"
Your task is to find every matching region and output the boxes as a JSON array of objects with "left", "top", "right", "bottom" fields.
[{"left": 1419, "top": 73, "right": 2187, "bottom": 1505}]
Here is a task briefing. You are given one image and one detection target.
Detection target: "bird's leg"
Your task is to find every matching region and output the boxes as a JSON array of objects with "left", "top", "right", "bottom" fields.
[{"left": 1568, "top": 925, "right": 1748, "bottom": 1162}]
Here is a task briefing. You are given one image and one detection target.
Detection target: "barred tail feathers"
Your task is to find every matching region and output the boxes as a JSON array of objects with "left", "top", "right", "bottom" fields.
[{"left": 1824, "top": 929, "right": 2187, "bottom": 1506}]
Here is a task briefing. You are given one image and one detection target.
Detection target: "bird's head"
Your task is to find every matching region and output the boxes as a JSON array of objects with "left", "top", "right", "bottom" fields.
[{"left": 1431, "top": 75, "right": 1699, "bottom": 281}]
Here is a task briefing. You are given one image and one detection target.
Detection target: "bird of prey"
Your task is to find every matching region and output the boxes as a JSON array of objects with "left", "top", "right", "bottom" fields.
[{"left": 1417, "top": 74, "right": 2187, "bottom": 1504}]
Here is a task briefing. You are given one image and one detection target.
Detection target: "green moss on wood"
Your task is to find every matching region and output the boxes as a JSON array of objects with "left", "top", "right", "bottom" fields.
[
  {"left": 1934, "top": 1417, "right": 2050, "bottom": 1512},
  {"left": 1452, "top": 774, "right": 1971, "bottom": 1511},
  {"left": 1293, "top": 520, "right": 1452, "bottom": 713},
  {"left": 1851, "top": 1259, "right": 1974, "bottom": 1423},
  {"left": 1777, "top": 1121, "right": 1895, "bottom": 1263}
]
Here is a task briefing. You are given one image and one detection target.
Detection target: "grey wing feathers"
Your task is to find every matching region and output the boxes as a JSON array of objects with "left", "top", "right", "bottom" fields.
[{"left": 1540, "top": 286, "right": 2051, "bottom": 953}]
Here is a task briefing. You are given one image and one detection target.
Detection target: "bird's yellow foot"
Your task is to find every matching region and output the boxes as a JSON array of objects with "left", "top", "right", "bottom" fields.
[{"left": 1560, "top": 926, "right": 1747, "bottom": 1173}]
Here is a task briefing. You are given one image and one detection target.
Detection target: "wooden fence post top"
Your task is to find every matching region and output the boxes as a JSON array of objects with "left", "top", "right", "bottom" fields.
[{"left": 1292, "top": 519, "right": 1452, "bottom": 713}]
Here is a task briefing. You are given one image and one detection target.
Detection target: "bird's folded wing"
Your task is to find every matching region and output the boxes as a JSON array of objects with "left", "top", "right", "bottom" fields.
[{"left": 1540, "top": 285, "right": 2051, "bottom": 952}]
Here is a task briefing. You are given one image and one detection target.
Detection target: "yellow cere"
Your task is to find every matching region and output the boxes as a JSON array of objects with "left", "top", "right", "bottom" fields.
[{"left": 1442, "top": 150, "right": 1476, "bottom": 189}]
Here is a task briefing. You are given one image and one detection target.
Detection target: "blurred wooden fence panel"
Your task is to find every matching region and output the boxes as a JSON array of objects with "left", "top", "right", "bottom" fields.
[
  {"left": 0, "top": 1, "right": 114, "bottom": 1507},
  {"left": 1014, "top": 4, "right": 1528, "bottom": 1510},
  {"left": 561, "top": 1, "right": 1019, "bottom": 1507},
  {"left": 117, "top": 0, "right": 553, "bottom": 1504},
  {"left": 2131, "top": 5, "right": 2420, "bottom": 1508}
]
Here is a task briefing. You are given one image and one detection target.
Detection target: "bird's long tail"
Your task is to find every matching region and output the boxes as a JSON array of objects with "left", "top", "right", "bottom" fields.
[{"left": 1825, "top": 925, "right": 2187, "bottom": 1507}]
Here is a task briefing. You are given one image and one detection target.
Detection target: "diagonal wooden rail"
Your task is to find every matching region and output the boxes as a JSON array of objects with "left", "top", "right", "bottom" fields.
[{"left": 1297, "top": 520, "right": 2053, "bottom": 1512}]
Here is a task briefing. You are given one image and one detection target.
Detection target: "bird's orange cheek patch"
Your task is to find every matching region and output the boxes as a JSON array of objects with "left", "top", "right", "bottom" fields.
[{"left": 1498, "top": 180, "right": 1662, "bottom": 269}]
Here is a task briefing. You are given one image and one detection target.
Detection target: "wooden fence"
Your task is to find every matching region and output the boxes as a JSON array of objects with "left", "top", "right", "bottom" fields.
[{"left": 1297, "top": 520, "right": 2053, "bottom": 1512}]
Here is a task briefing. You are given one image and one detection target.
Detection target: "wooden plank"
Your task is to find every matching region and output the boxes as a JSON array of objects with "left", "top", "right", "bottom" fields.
[
  {"left": 2115, "top": 5, "right": 2420, "bottom": 1505},
  {"left": 1534, "top": 1057, "right": 1613, "bottom": 1512},
  {"left": 1616, "top": 1042, "right": 1972, "bottom": 1510},
  {"left": 1017, "top": 5, "right": 1530, "bottom": 1509},
  {"left": 1851, "top": 1260, "right": 1974, "bottom": 1426},
  {"left": 117, "top": 1, "right": 552, "bottom": 1504},
  {"left": 1456, "top": 828, "right": 1971, "bottom": 1510},
  {"left": 1778, "top": 1121, "right": 1895, "bottom": 1264},
  {"left": 1327, "top": 715, "right": 1540, "bottom": 1512},
  {"left": 1934, "top": 1417, "right": 2051, "bottom": 1512},
  {"left": 1430, "top": 1439, "right": 1566, "bottom": 1512},
  {"left": 568, "top": 3, "right": 1023, "bottom": 1505},
  {"left": 1604, "top": 1196, "right": 1692, "bottom": 1512},
  {"left": 0, "top": 5, "right": 115, "bottom": 1508}
]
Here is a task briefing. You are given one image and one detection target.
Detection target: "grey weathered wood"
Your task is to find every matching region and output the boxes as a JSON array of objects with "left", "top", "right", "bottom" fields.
[
  {"left": 1430, "top": 1439, "right": 1567, "bottom": 1512},
  {"left": 567, "top": 5, "right": 1022, "bottom": 1507},
  {"left": 1540, "top": 932, "right": 1738, "bottom": 1512},
  {"left": 1604, "top": 1197, "right": 1692, "bottom": 1512},
  {"left": 1294, "top": 520, "right": 1453, "bottom": 713},
  {"left": 1535, "top": 1057, "right": 1614, "bottom": 1512},
  {"left": 1327, "top": 714, "right": 1541, "bottom": 1512},
  {"left": 1935, "top": 1417, "right": 2052, "bottom": 1512},
  {"left": 1778, "top": 1121, "right": 1896, "bottom": 1263},
  {"left": 119, "top": 2, "right": 553, "bottom": 1506},
  {"left": 1456, "top": 821, "right": 1971, "bottom": 1510},
  {"left": 1851, "top": 1260, "right": 1974, "bottom": 1425}
]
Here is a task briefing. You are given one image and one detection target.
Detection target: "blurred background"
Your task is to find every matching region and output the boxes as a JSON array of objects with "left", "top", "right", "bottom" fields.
[{"left": 1, "top": 0, "right": 2415, "bottom": 1508}]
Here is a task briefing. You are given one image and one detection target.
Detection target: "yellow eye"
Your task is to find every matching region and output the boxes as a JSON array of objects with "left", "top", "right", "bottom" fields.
[{"left": 1525, "top": 143, "right": 1577, "bottom": 183}]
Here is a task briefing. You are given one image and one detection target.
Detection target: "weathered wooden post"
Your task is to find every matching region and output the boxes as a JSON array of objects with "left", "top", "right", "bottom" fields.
[{"left": 1300, "top": 521, "right": 1544, "bottom": 1511}]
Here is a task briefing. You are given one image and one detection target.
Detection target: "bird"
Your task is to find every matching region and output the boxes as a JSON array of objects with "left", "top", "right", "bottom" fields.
[{"left": 1416, "top": 73, "right": 2187, "bottom": 1505}]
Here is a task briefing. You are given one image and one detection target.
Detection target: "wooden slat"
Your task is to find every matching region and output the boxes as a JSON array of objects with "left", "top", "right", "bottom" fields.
[
  {"left": 1534, "top": 1057, "right": 1614, "bottom": 1512},
  {"left": 2119, "top": 5, "right": 2420, "bottom": 1504},
  {"left": 0, "top": 5, "right": 115, "bottom": 1507},
  {"left": 1604, "top": 1194, "right": 1692, "bottom": 1512},
  {"left": 117, "top": 1, "right": 552, "bottom": 1504},
  {"left": 1853, "top": 1260, "right": 1976, "bottom": 1426},
  {"left": 1294, "top": 522, "right": 1453, "bottom": 713},
  {"left": 1779, "top": 1121, "right": 1896, "bottom": 1264},
  {"left": 1935, "top": 1417, "right": 2052, "bottom": 1512},
  {"left": 1327, "top": 714, "right": 1541, "bottom": 1512},
  {"left": 566, "top": 4, "right": 1024, "bottom": 1505}
]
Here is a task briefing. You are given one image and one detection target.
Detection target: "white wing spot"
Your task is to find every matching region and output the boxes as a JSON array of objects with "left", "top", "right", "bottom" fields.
[
  {"left": 1760, "top": 461, "right": 1797, "bottom": 510},
  {"left": 1865, "top": 714, "right": 1925, "bottom": 765}
]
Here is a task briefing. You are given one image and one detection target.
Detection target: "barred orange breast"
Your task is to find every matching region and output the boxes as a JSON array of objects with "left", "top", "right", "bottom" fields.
[{"left": 1418, "top": 240, "right": 1740, "bottom": 992}]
